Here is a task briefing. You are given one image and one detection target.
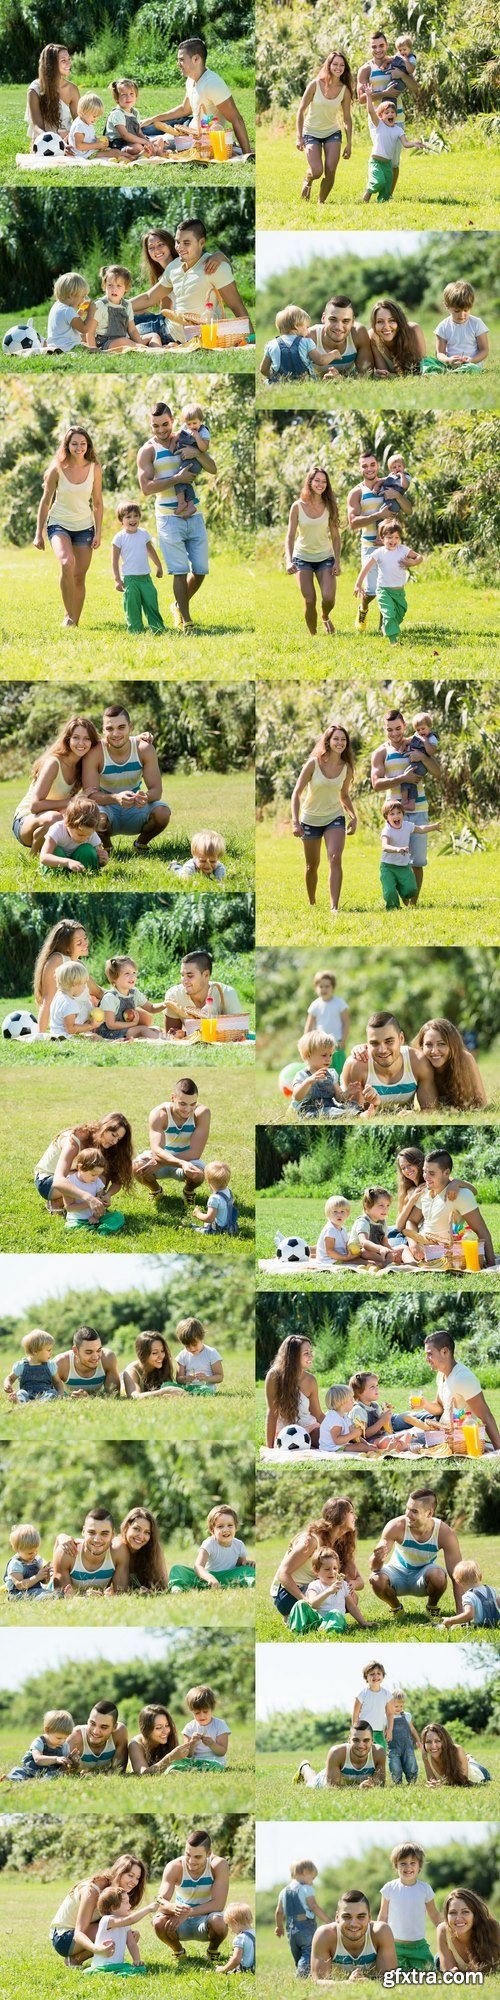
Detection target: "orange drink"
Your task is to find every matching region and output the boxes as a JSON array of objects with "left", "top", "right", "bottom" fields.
[
  {"left": 462, "top": 1419, "right": 483, "bottom": 1457},
  {"left": 211, "top": 127, "right": 228, "bottom": 159},
  {"left": 200, "top": 1015, "right": 217, "bottom": 1042},
  {"left": 462, "top": 1235, "right": 480, "bottom": 1272},
  {"left": 409, "top": 1395, "right": 423, "bottom": 1409},
  {"left": 200, "top": 321, "right": 219, "bottom": 348}
]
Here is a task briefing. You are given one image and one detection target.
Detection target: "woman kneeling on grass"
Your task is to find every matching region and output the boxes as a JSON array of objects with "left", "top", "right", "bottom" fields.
[
  {"left": 285, "top": 468, "right": 341, "bottom": 637},
  {"left": 34, "top": 1113, "right": 133, "bottom": 1225},
  {"left": 50, "top": 1854, "right": 148, "bottom": 1967},
  {"left": 291, "top": 721, "right": 357, "bottom": 917},
  {"left": 271, "top": 1494, "right": 364, "bottom": 1624},
  {"left": 34, "top": 426, "right": 103, "bottom": 630},
  {"left": 12, "top": 715, "right": 100, "bottom": 857},
  {"left": 421, "top": 1723, "right": 491, "bottom": 1787},
  {"left": 437, "top": 1891, "right": 500, "bottom": 1975}
]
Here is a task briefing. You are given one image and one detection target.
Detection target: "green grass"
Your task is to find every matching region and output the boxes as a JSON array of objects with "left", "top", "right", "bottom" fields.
[
  {"left": 256, "top": 1531, "right": 500, "bottom": 1642},
  {"left": 255, "top": 1380, "right": 500, "bottom": 1449},
  {"left": 256, "top": 1193, "right": 500, "bottom": 1290},
  {"left": 0, "top": 78, "right": 255, "bottom": 187},
  {"left": 0, "top": 1576, "right": 255, "bottom": 1629},
  {"left": 0, "top": 1061, "right": 255, "bottom": 1253},
  {"left": 0, "top": 1022, "right": 254, "bottom": 1070},
  {"left": 254, "top": 551, "right": 500, "bottom": 681},
  {"left": 0, "top": 257, "right": 255, "bottom": 377},
  {"left": 0, "top": 767, "right": 255, "bottom": 893},
  {"left": 255, "top": 820, "right": 500, "bottom": 945},
  {"left": 256, "top": 310, "right": 500, "bottom": 413},
  {"left": 256, "top": 1921, "right": 500, "bottom": 2000},
  {"left": 0, "top": 542, "right": 255, "bottom": 681},
  {"left": 256, "top": 1738, "right": 500, "bottom": 1821},
  {"left": 254, "top": 1049, "right": 500, "bottom": 1123},
  {"left": 256, "top": 118, "right": 500, "bottom": 229},
  {"left": 0, "top": 1873, "right": 255, "bottom": 1998},
  {"left": 0, "top": 1721, "right": 254, "bottom": 1815},
  {"left": 1, "top": 1341, "right": 254, "bottom": 1443}
]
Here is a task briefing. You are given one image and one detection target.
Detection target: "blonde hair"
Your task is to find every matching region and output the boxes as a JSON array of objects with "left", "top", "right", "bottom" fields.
[
  {"left": 22, "top": 1327, "right": 53, "bottom": 1357},
  {"left": 324, "top": 1194, "right": 350, "bottom": 1219},
  {"left": 207, "top": 1504, "right": 237, "bottom": 1532},
  {"left": 175, "top": 1316, "right": 207, "bottom": 1350},
  {"left": 276, "top": 304, "right": 310, "bottom": 334},
  {"left": 453, "top": 1558, "right": 481, "bottom": 1587},
  {"left": 78, "top": 92, "right": 103, "bottom": 117},
  {"left": 298, "top": 1028, "right": 335, "bottom": 1062},
  {"left": 412, "top": 711, "right": 433, "bottom": 729},
  {"left": 180, "top": 402, "right": 205, "bottom": 423},
  {"left": 226, "top": 1904, "right": 253, "bottom": 1930},
  {"left": 10, "top": 1522, "right": 41, "bottom": 1553},
  {"left": 191, "top": 830, "right": 225, "bottom": 861},
  {"left": 206, "top": 1161, "right": 231, "bottom": 1190},
  {"left": 55, "top": 957, "right": 88, "bottom": 996},
  {"left": 291, "top": 1862, "right": 318, "bottom": 1880},
  {"left": 387, "top": 451, "right": 405, "bottom": 467},
  {"left": 73, "top": 1146, "right": 105, "bottom": 1175},
  {"left": 395, "top": 33, "right": 412, "bottom": 47},
  {"left": 43, "top": 1709, "right": 74, "bottom": 1734},
  {"left": 54, "top": 271, "right": 88, "bottom": 305},
  {"left": 325, "top": 1384, "right": 351, "bottom": 1411},
  {"left": 443, "top": 280, "right": 475, "bottom": 310},
  {"left": 311, "top": 1543, "right": 340, "bottom": 1574}
]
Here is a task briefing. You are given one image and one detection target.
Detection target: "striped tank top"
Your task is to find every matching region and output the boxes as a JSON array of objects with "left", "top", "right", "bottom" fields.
[
  {"left": 175, "top": 1860, "right": 214, "bottom": 1911},
  {"left": 366, "top": 1043, "right": 417, "bottom": 1105},
  {"left": 342, "top": 1743, "right": 375, "bottom": 1783},
  {"left": 99, "top": 736, "right": 143, "bottom": 796},
  {"left": 70, "top": 1542, "right": 115, "bottom": 1591},
  {"left": 78, "top": 1722, "right": 116, "bottom": 1767},
  {"left": 391, "top": 1516, "right": 441, "bottom": 1576},
  {"left": 153, "top": 441, "right": 198, "bottom": 524},
  {"left": 66, "top": 1355, "right": 106, "bottom": 1395},
  {"left": 312, "top": 325, "right": 356, "bottom": 371},
  {"left": 334, "top": 1923, "right": 377, "bottom": 1967},
  {"left": 161, "top": 1103, "right": 197, "bottom": 1157},
  {"left": 384, "top": 742, "right": 427, "bottom": 813},
  {"left": 360, "top": 483, "right": 382, "bottom": 555},
  {"left": 369, "top": 61, "right": 404, "bottom": 118}
]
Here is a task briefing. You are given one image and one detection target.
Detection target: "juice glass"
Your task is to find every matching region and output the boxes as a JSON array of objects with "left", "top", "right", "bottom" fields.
[
  {"left": 409, "top": 1395, "right": 423, "bottom": 1410},
  {"left": 211, "top": 128, "right": 228, "bottom": 159},
  {"left": 462, "top": 1419, "right": 483, "bottom": 1457},
  {"left": 200, "top": 321, "right": 218, "bottom": 349}
]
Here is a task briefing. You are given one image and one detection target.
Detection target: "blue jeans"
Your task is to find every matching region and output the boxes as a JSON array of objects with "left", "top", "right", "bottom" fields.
[
  {"left": 288, "top": 1923, "right": 315, "bottom": 1975},
  {"left": 389, "top": 1743, "right": 418, "bottom": 1784}
]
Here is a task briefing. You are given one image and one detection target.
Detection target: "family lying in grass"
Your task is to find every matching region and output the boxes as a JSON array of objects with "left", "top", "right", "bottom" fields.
[
  {"left": 4, "top": 1501, "right": 254, "bottom": 1600},
  {"left": 265, "top": 1330, "right": 500, "bottom": 1456},
  {"left": 261, "top": 284, "right": 488, "bottom": 383},
  {"left": 273, "top": 1143, "right": 495, "bottom": 1272},
  {"left": 31, "top": 1097, "right": 239, "bottom": 1235},
  {"left": 276, "top": 1848, "right": 500, "bottom": 1980},
  {"left": 270, "top": 1489, "right": 500, "bottom": 1633},
  {"left": 8, "top": 1686, "right": 232, "bottom": 1783},
  {"left": 4, "top": 1316, "right": 224, "bottom": 1403},
  {"left": 41, "top": 1832, "right": 254, "bottom": 1971},
  {"left": 280, "top": 1007, "right": 487, "bottom": 1116},
  {"left": 295, "top": 1661, "right": 491, "bottom": 1787},
  {"left": 25, "top": 38, "right": 252, "bottom": 160}
]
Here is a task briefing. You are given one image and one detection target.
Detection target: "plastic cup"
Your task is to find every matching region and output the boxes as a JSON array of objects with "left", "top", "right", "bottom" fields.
[
  {"left": 211, "top": 128, "right": 228, "bottom": 159},
  {"left": 462, "top": 1419, "right": 483, "bottom": 1457},
  {"left": 409, "top": 1395, "right": 423, "bottom": 1409},
  {"left": 463, "top": 1237, "right": 480, "bottom": 1272}
]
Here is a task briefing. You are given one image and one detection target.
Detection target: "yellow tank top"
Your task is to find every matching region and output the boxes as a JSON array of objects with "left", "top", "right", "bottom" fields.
[
  {"left": 294, "top": 501, "right": 332, "bottom": 562},
  {"left": 17, "top": 758, "right": 75, "bottom": 820},
  {"left": 47, "top": 464, "right": 95, "bottom": 531},
  {"left": 304, "top": 78, "right": 345, "bottom": 137},
  {"left": 302, "top": 758, "right": 346, "bottom": 826}
]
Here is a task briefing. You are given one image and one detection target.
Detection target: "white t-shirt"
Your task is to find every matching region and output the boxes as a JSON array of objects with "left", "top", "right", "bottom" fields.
[
  {"left": 419, "top": 1186, "right": 476, "bottom": 1244},
  {"left": 436, "top": 314, "right": 487, "bottom": 359},
  {"left": 176, "top": 1343, "right": 221, "bottom": 1379},
  {"left": 381, "top": 816, "right": 414, "bottom": 865},
  {"left": 436, "top": 1359, "right": 481, "bottom": 1422},
  {"left": 349, "top": 1214, "right": 389, "bottom": 1247},
  {"left": 308, "top": 994, "right": 348, "bottom": 1040},
  {"left": 381, "top": 1878, "right": 434, "bottom": 1942},
  {"left": 316, "top": 1221, "right": 349, "bottom": 1264},
  {"left": 165, "top": 252, "right": 234, "bottom": 336},
  {"left": 164, "top": 978, "right": 241, "bottom": 1021},
  {"left": 100, "top": 986, "right": 148, "bottom": 1017},
  {"left": 90, "top": 1916, "right": 128, "bottom": 1969},
  {"left": 201, "top": 1534, "right": 248, "bottom": 1571},
  {"left": 49, "top": 987, "right": 93, "bottom": 1036},
  {"left": 373, "top": 544, "right": 411, "bottom": 587},
  {"left": 46, "top": 300, "right": 83, "bottom": 350},
  {"left": 318, "top": 1409, "right": 353, "bottom": 1452},
  {"left": 48, "top": 820, "right": 101, "bottom": 857},
  {"left": 184, "top": 1715, "right": 230, "bottom": 1764},
  {"left": 112, "top": 528, "right": 154, "bottom": 577},
  {"left": 69, "top": 116, "right": 97, "bottom": 152},
  {"left": 373, "top": 119, "right": 404, "bottom": 159},
  {"left": 174, "top": 857, "right": 226, "bottom": 880},
  {"left": 305, "top": 1576, "right": 349, "bottom": 1613},
  {"left": 357, "top": 1685, "right": 391, "bottom": 1730},
  {"left": 186, "top": 67, "right": 230, "bottom": 130}
]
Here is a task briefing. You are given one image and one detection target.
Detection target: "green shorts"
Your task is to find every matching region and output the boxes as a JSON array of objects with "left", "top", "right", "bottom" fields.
[
  {"left": 395, "top": 1940, "right": 434, "bottom": 1971},
  {"left": 367, "top": 155, "right": 394, "bottom": 200}
]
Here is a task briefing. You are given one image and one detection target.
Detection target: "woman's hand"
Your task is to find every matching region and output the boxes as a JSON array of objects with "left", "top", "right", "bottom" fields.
[
  {"left": 33, "top": 533, "right": 45, "bottom": 550},
  {"left": 205, "top": 254, "right": 223, "bottom": 274},
  {"left": 92, "top": 533, "right": 101, "bottom": 550},
  {"left": 285, "top": 562, "right": 296, "bottom": 575},
  {"left": 296, "top": 135, "right": 304, "bottom": 150},
  {"left": 343, "top": 143, "right": 351, "bottom": 158},
  {"left": 292, "top": 823, "right": 303, "bottom": 838},
  {"left": 347, "top": 811, "right": 357, "bottom": 832}
]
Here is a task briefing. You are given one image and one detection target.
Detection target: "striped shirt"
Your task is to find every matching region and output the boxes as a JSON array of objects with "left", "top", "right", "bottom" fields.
[
  {"left": 99, "top": 735, "right": 144, "bottom": 796},
  {"left": 70, "top": 1544, "right": 115, "bottom": 1591},
  {"left": 391, "top": 1517, "right": 441, "bottom": 1575}
]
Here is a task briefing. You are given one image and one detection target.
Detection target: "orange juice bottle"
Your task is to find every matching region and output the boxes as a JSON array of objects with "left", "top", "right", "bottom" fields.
[
  {"left": 462, "top": 1418, "right": 483, "bottom": 1457},
  {"left": 462, "top": 1231, "right": 480, "bottom": 1272}
]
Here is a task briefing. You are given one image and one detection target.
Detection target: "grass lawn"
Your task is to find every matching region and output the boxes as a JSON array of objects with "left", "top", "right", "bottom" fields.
[
  {"left": 255, "top": 1531, "right": 500, "bottom": 1643},
  {"left": 255, "top": 1049, "right": 500, "bottom": 1123},
  {"left": 254, "top": 1380, "right": 500, "bottom": 1450},
  {"left": 256, "top": 311, "right": 500, "bottom": 414},
  {"left": 1, "top": 1341, "right": 254, "bottom": 1444},
  {"left": 0, "top": 767, "right": 255, "bottom": 894},
  {"left": 256, "top": 1921, "right": 500, "bottom": 2000},
  {"left": 0, "top": 77, "right": 255, "bottom": 186},
  {"left": 0, "top": 1023, "right": 254, "bottom": 1070},
  {"left": 0, "top": 1721, "right": 254, "bottom": 1816},
  {"left": 0, "top": 257, "right": 255, "bottom": 377},
  {"left": 0, "top": 1062, "right": 255, "bottom": 1254},
  {"left": 0, "top": 542, "right": 255, "bottom": 681},
  {"left": 0, "top": 1873, "right": 255, "bottom": 1999},
  {"left": 255, "top": 821, "right": 500, "bottom": 946},
  {"left": 256, "top": 1738, "right": 500, "bottom": 1821},
  {"left": 0, "top": 1574, "right": 255, "bottom": 1629},
  {"left": 256, "top": 1193, "right": 500, "bottom": 1291},
  {"left": 256, "top": 120, "right": 500, "bottom": 230},
  {"left": 254, "top": 551, "right": 500, "bottom": 681}
]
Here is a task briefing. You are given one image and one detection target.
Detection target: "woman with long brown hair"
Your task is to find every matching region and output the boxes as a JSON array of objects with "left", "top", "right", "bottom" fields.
[
  {"left": 34, "top": 426, "right": 103, "bottom": 629},
  {"left": 35, "top": 1113, "right": 133, "bottom": 1216},
  {"left": 437, "top": 1890, "right": 500, "bottom": 1974},
  {"left": 285, "top": 467, "right": 341, "bottom": 636},
  {"left": 265, "top": 1334, "right": 323, "bottom": 1446},
  {"left": 131, "top": 227, "right": 224, "bottom": 343},
  {"left": 296, "top": 51, "right": 353, "bottom": 205},
  {"left": 369, "top": 300, "right": 425, "bottom": 376},
  {"left": 34, "top": 914, "right": 103, "bottom": 1032},
  {"left": 117, "top": 1507, "right": 169, "bottom": 1591},
  {"left": 412, "top": 1019, "right": 487, "bottom": 1109},
  {"left": 422, "top": 1722, "right": 490, "bottom": 1788},
  {"left": 50, "top": 1854, "right": 148, "bottom": 1967},
  {"left": 122, "top": 1332, "right": 186, "bottom": 1399},
  {"left": 291, "top": 720, "right": 357, "bottom": 916},
  {"left": 129, "top": 1705, "right": 180, "bottom": 1774},
  {"left": 13, "top": 715, "right": 100, "bottom": 858},
  {"left": 271, "top": 1494, "right": 363, "bottom": 1624},
  {"left": 26, "top": 43, "right": 80, "bottom": 146}
]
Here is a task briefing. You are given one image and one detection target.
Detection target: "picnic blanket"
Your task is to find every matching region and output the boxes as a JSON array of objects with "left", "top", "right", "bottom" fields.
[
  {"left": 258, "top": 1257, "right": 500, "bottom": 1278},
  {"left": 15, "top": 149, "right": 249, "bottom": 172}
]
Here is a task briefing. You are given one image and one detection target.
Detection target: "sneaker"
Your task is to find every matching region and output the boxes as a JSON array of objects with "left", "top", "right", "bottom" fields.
[{"left": 292, "top": 1762, "right": 306, "bottom": 1785}]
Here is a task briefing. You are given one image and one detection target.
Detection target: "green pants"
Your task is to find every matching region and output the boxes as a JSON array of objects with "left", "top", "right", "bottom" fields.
[
  {"left": 123, "top": 574, "right": 165, "bottom": 634},
  {"left": 421, "top": 356, "right": 480, "bottom": 374},
  {"left": 288, "top": 1600, "right": 346, "bottom": 1634},
  {"left": 42, "top": 841, "right": 100, "bottom": 876},
  {"left": 380, "top": 861, "right": 417, "bottom": 910},
  {"left": 169, "top": 1563, "right": 255, "bottom": 1592},
  {"left": 377, "top": 585, "right": 407, "bottom": 641},
  {"left": 396, "top": 1941, "right": 434, "bottom": 1971},
  {"left": 367, "top": 155, "right": 393, "bottom": 201}
]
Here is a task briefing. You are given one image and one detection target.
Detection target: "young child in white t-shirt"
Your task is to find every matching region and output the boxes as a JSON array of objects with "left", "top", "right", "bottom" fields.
[
  {"left": 69, "top": 93, "right": 110, "bottom": 157},
  {"left": 46, "top": 272, "right": 94, "bottom": 351},
  {"left": 363, "top": 89, "right": 423, "bottom": 203},
  {"left": 63, "top": 1147, "right": 107, "bottom": 1229},
  {"left": 175, "top": 1315, "right": 223, "bottom": 1389},
  {"left": 112, "top": 498, "right": 164, "bottom": 635},
  {"left": 435, "top": 280, "right": 488, "bottom": 368},
  {"left": 380, "top": 801, "right": 418, "bottom": 910},
  {"left": 355, "top": 517, "right": 423, "bottom": 643},
  {"left": 319, "top": 1385, "right": 372, "bottom": 1454},
  {"left": 378, "top": 1841, "right": 441, "bottom": 1972},
  {"left": 49, "top": 958, "right": 95, "bottom": 1040},
  {"left": 40, "top": 795, "right": 108, "bottom": 876},
  {"left": 315, "top": 1195, "right": 355, "bottom": 1266},
  {"left": 88, "top": 1883, "right": 158, "bottom": 1971}
]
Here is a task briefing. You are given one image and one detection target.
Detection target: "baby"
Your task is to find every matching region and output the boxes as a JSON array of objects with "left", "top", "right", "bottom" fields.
[
  {"left": 172, "top": 403, "right": 211, "bottom": 516},
  {"left": 69, "top": 93, "right": 110, "bottom": 158},
  {"left": 63, "top": 1146, "right": 107, "bottom": 1229},
  {"left": 400, "top": 710, "right": 439, "bottom": 806},
  {"left": 193, "top": 1162, "right": 238, "bottom": 1234},
  {"left": 46, "top": 272, "right": 94, "bottom": 353},
  {"left": 9, "top": 1708, "right": 75, "bottom": 1782},
  {"left": 316, "top": 1195, "right": 354, "bottom": 1267},
  {"left": 89, "top": 1884, "right": 158, "bottom": 1971},
  {"left": 49, "top": 959, "right": 95, "bottom": 1040},
  {"left": 170, "top": 830, "right": 227, "bottom": 881},
  {"left": 40, "top": 794, "right": 108, "bottom": 875},
  {"left": 221, "top": 1904, "right": 256, "bottom": 1974},
  {"left": 318, "top": 1385, "right": 371, "bottom": 1454},
  {"left": 435, "top": 280, "right": 489, "bottom": 368},
  {"left": 260, "top": 306, "right": 325, "bottom": 384},
  {"left": 377, "top": 451, "right": 412, "bottom": 513},
  {"left": 291, "top": 1031, "right": 348, "bottom": 1119},
  {"left": 441, "top": 1559, "right": 500, "bottom": 1629},
  {"left": 4, "top": 1327, "right": 65, "bottom": 1402},
  {"left": 5, "top": 1521, "right": 51, "bottom": 1597}
]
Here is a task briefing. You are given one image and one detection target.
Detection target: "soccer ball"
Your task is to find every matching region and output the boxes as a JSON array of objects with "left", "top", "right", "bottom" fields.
[
  {"left": 33, "top": 129, "right": 66, "bottom": 157},
  {"left": 2, "top": 1010, "right": 39, "bottom": 1040},
  {"left": 276, "top": 1425, "right": 312, "bottom": 1453},
  {"left": 2, "top": 319, "right": 43, "bottom": 356},
  {"left": 275, "top": 1232, "right": 311, "bottom": 1263}
]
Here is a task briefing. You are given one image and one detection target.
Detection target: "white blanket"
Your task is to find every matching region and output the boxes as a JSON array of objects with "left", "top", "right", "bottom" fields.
[{"left": 258, "top": 1257, "right": 500, "bottom": 1278}]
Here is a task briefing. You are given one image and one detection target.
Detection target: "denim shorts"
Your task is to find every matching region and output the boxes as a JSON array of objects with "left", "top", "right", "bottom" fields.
[
  {"left": 383, "top": 1561, "right": 444, "bottom": 1596},
  {"left": 51, "top": 1928, "right": 75, "bottom": 1959},
  {"left": 300, "top": 815, "right": 345, "bottom": 840},
  {"left": 293, "top": 556, "right": 335, "bottom": 574},
  {"left": 12, "top": 812, "right": 27, "bottom": 842},
  {"left": 304, "top": 128, "right": 341, "bottom": 144},
  {"left": 47, "top": 524, "right": 95, "bottom": 547},
  {"left": 408, "top": 813, "right": 429, "bottom": 868},
  {"left": 100, "top": 800, "right": 151, "bottom": 835},
  {"left": 155, "top": 1156, "right": 204, "bottom": 1180},
  {"left": 35, "top": 1172, "right": 54, "bottom": 1200},
  {"left": 177, "top": 1916, "right": 210, "bottom": 1941},
  {"left": 134, "top": 311, "right": 173, "bottom": 346},
  {"left": 157, "top": 511, "right": 209, "bottom": 577}
]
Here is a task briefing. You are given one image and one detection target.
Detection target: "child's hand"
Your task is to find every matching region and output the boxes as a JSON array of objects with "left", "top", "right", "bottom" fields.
[
  {"left": 68, "top": 859, "right": 85, "bottom": 873},
  {"left": 115, "top": 581, "right": 124, "bottom": 593},
  {"left": 156, "top": 564, "right": 163, "bottom": 578}
]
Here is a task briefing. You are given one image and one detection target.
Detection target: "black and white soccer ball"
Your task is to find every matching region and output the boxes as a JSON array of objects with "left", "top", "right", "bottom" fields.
[
  {"left": 2, "top": 319, "right": 43, "bottom": 356},
  {"left": 276, "top": 1425, "right": 312, "bottom": 1454},
  {"left": 2, "top": 1010, "right": 39, "bottom": 1040},
  {"left": 275, "top": 1232, "right": 311, "bottom": 1264},
  {"left": 33, "top": 129, "right": 66, "bottom": 157}
]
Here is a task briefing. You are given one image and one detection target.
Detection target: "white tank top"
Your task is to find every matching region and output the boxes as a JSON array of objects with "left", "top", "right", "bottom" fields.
[
  {"left": 294, "top": 502, "right": 333, "bottom": 562},
  {"left": 301, "top": 757, "right": 346, "bottom": 826},
  {"left": 304, "top": 78, "right": 345, "bottom": 137},
  {"left": 47, "top": 464, "right": 95, "bottom": 531},
  {"left": 276, "top": 1390, "right": 312, "bottom": 1434},
  {"left": 334, "top": 1923, "right": 377, "bottom": 1966},
  {"left": 17, "top": 757, "right": 74, "bottom": 820},
  {"left": 366, "top": 1043, "right": 417, "bottom": 1104}
]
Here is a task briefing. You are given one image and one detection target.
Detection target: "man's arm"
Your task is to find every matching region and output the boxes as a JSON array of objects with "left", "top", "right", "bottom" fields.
[
  {"left": 439, "top": 1524, "right": 463, "bottom": 1606},
  {"left": 373, "top": 1746, "right": 386, "bottom": 1787},
  {"left": 371, "top": 1516, "right": 402, "bottom": 1569},
  {"left": 103, "top": 1352, "right": 121, "bottom": 1397},
  {"left": 112, "top": 1723, "right": 129, "bottom": 1770},
  {"left": 81, "top": 745, "right": 104, "bottom": 796},
  {"left": 111, "top": 1544, "right": 130, "bottom": 1594},
  {"left": 465, "top": 1390, "right": 500, "bottom": 1451},
  {"left": 218, "top": 278, "right": 253, "bottom": 334},
  {"left": 374, "top": 1921, "right": 397, "bottom": 1973},
  {"left": 138, "top": 740, "right": 163, "bottom": 804},
  {"left": 311, "top": 1926, "right": 335, "bottom": 1981},
  {"left": 216, "top": 93, "right": 251, "bottom": 153},
  {"left": 462, "top": 1204, "right": 495, "bottom": 1268},
  {"left": 413, "top": 1052, "right": 439, "bottom": 1110}
]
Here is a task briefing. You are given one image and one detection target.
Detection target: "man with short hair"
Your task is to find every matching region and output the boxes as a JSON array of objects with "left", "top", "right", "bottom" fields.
[
  {"left": 158, "top": 38, "right": 252, "bottom": 155},
  {"left": 137, "top": 398, "right": 216, "bottom": 631},
  {"left": 163, "top": 948, "right": 243, "bottom": 1033},
  {"left": 67, "top": 1700, "right": 128, "bottom": 1773},
  {"left": 341, "top": 1010, "right": 438, "bottom": 1110},
  {"left": 55, "top": 1325, "right": 120, "bottom": 1397},
  {"left": 294, "top": 1721, "right": 386, "bottom": 1791},
  {"left": 156, "top": 221, "right": 252, "bottom": 344},
  {"left": 153, "top": 1827, "right": 229, "bottom": 1961},
  {"left": 133, "top": 1079, "right": 211, "bottom": 1202},
  {"left": 347, "top": 452, "right": 411, "bottom": 631},
  {"left": 403, "top": 1149, "right": 495, "bottom": 1268},
  {"left": 420, "top": 1331, "right": 500, "bottom": 1451},
  {"left": 357, "top": 30, "right": 418, "bottom": 191},
  {"left": 307, "top": 297, "right": 373, "bottom": 376},
  {"left": 369, "top": 1486, "right": 463, "bottom": 1616},
  {"left": 82, "top": 703, "right": 170, "bottom": 850},
  {"left": 312, "top": 1891, "right": 396, "bottom": 1980},
  {"left": 371, "top": 706, "right": 440, "bottom": 900},
  {"left": 52, "top": 1508, "right": 129, "bottom": 1595}
]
